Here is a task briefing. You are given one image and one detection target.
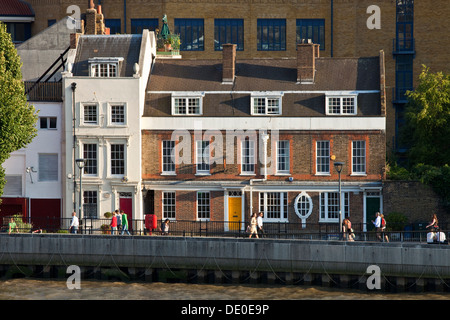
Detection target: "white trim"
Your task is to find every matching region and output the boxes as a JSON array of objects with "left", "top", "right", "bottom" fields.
[
  {"left": 141, "top": 117, "right": 386, "bottom": 131},
  {"left": 148, "top": 90, "right": 379, "bottom": 95},
  {"left": 0, "top": 16, "right": 35, "bottom": 22}
]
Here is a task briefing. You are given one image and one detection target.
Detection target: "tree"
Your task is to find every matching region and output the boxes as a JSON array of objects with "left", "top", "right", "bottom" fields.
[
  {"left": 0, "top": 22, "right": 38, "bottom": 198},
  {"left": 402, "top": 66, "right": 450, "bottom": 167}
]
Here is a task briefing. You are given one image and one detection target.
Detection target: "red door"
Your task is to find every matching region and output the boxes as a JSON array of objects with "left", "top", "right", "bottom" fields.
[
  {"left": 119, "top": 196, "right": 133, "bottom": 230},
  {"left": 31, "top": 199, "right": 61, "bottom": 232}
]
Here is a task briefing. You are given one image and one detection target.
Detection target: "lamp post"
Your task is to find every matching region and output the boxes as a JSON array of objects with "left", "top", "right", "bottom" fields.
[
  {"left": 75, "top": 158, "right": 86, "bottom": 232},
  {"left": 334, "top": 161, "right": 344, "bottom": 236}
]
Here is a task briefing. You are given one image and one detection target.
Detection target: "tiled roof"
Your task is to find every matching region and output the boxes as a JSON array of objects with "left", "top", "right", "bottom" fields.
[
  {"left": 72, "top": 34, "right": 142, "bottom": 77},
  {"left": 146, "top": 56, "right": 380, "bottom": 92},
  {"left": 144, "top": 56, "right": 382, "bottom": 118},
  {"left": 0, "top": 0, "right": 34, "bottom": 16}
]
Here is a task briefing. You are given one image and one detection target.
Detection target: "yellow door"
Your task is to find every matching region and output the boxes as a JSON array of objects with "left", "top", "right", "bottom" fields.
[{"left": 228, "top": 197, "right": 242, "bottom": 231}]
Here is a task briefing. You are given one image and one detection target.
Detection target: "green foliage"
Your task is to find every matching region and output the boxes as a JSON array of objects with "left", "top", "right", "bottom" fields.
[
  {"left": 0, "top": 22, "right": 38, "bottom": 197},
  {"left": 384, "top": 212, "right": 408, "bottom": 231},
  {"left": 402, "top": 66, "right": 450, "bottom": 167},
  {"left": 10, "top": 213, "right": 32, "bottom": 233}
]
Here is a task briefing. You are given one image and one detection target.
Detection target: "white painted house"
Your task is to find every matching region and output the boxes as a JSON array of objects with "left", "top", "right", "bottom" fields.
[{"left": 61, "top": 30, "right": 155, "bottom": 231}]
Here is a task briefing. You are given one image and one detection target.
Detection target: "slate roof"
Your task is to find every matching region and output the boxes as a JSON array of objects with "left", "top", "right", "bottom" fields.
[
  {"left": 0, "top": 0, "right": 34, "bottom": 16},
  {"left": 144, "top": 56, "right": 382, "bottom": 118},
  {"left": 72, "top": 34, "right": 142, "bottom": 77},
  {"left": 146, "top": 57, "right": 380, "bottom": 92}
]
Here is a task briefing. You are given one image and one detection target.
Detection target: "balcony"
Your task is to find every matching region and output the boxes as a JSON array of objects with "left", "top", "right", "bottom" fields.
[
  {"left": 392, "top": 38, "right": 415, "bottom": 55},
  {"left": 24, "top": 82, "right": 62, "bottom": 102},
  {"left": 156, "top": 33, "right": 181, "bottom": 59}
]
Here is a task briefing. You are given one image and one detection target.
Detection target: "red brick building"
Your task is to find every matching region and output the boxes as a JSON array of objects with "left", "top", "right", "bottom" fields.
[{"left": 142, "top": 43, "right": 386, "bottom": 232}]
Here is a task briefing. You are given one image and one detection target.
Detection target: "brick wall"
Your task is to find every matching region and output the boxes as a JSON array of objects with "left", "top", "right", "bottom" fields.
[
  {"left": 142, "top": 130, "right": 386, "bottom": 181},
  {"left": 383, "top": 180, "right": 447, "bottom": 224}
]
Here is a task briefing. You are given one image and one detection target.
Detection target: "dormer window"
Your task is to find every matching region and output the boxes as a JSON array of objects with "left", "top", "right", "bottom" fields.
[
  {"left": 326, "top": 95, "right": 358, "bottom": 115},
  {"left": 89, "top": 57, "right": 123, "bottom": 77},
  {"left": 251, "top": 92, "right": 283, "bottom": 115},
  {"left": 171, "top": 92, "right": 204, "bottom": 115}
]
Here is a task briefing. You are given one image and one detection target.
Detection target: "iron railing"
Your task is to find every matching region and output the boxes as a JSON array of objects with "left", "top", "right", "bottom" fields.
[{"left": 1, "top": 216, "right": 447, "bottom": 244}]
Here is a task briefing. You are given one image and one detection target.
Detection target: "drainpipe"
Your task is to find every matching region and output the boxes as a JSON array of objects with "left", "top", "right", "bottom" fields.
[
  {"left": 248, "top": 131, "right": 270, "bottom": 216},
  {"left": 123, "top": 0, "right": 127, "bottom": 33},
  {"left": 330, "top": 0, "right": 334, "bottom": 57},
  {"left": 71, "top": 82, "right": 77, "bottom": 213}
]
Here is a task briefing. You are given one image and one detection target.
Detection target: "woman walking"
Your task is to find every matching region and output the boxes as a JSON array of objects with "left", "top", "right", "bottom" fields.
[{"left": 249, "top": 213, "right": 259, "bottom": 239}]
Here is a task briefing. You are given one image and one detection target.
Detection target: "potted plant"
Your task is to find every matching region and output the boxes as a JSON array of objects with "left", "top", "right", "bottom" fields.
[{"left": 101, "top": 224, "right": 111, "bottom": 234}]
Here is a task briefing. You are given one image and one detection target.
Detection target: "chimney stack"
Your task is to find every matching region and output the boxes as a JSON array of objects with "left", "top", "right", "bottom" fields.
[
  {"left": 297, "top": 39, "right": 319, "bottom": 84},
  {"left": 84, "top": 1, "right": 107, "bottom": 35},
  {"left": 222, "top": 44, "right": 237, "bottom": 84}
]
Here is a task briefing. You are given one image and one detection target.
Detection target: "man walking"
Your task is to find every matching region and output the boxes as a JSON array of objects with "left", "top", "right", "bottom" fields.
[
  {"left": 69, "top": 211, "right": 79, "bottom": 234},
  {"left": 371, "top": 212, "right": 382, "bottom": 242},
  {"left": 257, "top": 212, "right": 265, "bottom": 238}
]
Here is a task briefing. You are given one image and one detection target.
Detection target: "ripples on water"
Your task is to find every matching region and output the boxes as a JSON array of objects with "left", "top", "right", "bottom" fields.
[{"left": 0, "top": 278, "right": 448, "bottom": 300}]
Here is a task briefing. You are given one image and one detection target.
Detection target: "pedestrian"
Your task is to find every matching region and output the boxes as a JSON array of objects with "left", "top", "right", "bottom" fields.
[
  {"left": 381, "top": 214, "right": 389, "bottom": 242},
  {"left": 110, "top": 212, "right": 117, "bottom": 235},
  {"left": 116, "top": 209, "right": 122, "bottom": 233},
  {"left": 426, "top": 214, "right": 439, "bottom": 233},
  {"left": 426, "top": 213, "right": 440, "bottom": 242},
  {"left": 343, "top": 218, "right": 354, "bottom": 241},
  {"left": 257, "top": 212, "right": 265, "bottom": 238},
  {"left": 249, "top": 213, "right": 259, "bottom": 239},
  {"left": 161, "top": 218, "right": 170, "bottom": 235},
  {"left": 8, "top": 217, "right": 18, "bottom": 234},
  {"left": 120, "top": 210, "right": 131, "bottom": 235},
  {"left": 69, "top": 211, "right": 79, "bottom": 234},
  {"left": 371, "top": 212, "right": 382, "bottom": 242}
]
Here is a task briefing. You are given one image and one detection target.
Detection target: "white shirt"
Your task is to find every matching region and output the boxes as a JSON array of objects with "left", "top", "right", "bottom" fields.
[
  {"left": 373, "top": 216, "right": 381, "bottom": 228},
  {"left": 257, "top": 216, "right": 263, "bottom": 228},
  {"left": 70, "top": 215, "right": 79, "bottom": 227}
]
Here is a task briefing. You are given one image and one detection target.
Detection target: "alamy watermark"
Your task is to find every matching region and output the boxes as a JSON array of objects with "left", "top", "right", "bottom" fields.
[
  {"left": 366, "top": 265, "right": 382, "bottom": 290},
  {"left": 66, "top": 265, "right": 81, "bottom": 290},
  {"left": 64, "top": 4, "right": 381, "bottom": 32}
]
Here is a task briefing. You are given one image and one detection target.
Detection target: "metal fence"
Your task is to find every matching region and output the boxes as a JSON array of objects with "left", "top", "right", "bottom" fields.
[{"left": 1, "top": 216, "right": 448, "bottom": 244}]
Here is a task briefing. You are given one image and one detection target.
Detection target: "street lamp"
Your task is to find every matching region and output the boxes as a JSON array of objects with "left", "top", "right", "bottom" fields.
[
  {"left": 75, "top": 158, "right": 86, "bottom": 231},
  {"left": 334, "top": 161, "right": 344, "bottom": 236}
]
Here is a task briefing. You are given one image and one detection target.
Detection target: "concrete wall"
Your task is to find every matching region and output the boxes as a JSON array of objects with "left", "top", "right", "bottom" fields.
[{"left": 1, "top": 234, "right": 449, "bottom": 282}]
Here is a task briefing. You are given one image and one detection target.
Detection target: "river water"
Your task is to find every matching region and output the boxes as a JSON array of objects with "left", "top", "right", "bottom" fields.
[{"left": 1, "top": 278, "right": 449, "bottom": 300}]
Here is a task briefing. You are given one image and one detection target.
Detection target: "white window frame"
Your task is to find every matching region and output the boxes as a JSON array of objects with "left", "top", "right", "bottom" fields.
[
  {"left": 325, "top": 95, "right": 358, "bottom": 115},
  {"left": 316, "top": 140, "right": 330, "bottom": 175},
  {"left": 276, "top": 140, "right": 290, "bottom": 174},
  {"left": 196, "top": 140, "right": 210, "bottom": 175},
  {"left": 83, "top": 189, "right": 99, "bottom": 219},
  {"left": 162, "top": 191, "right": 176, "bottom": 220},
  {"left": 171, "top": 92, "right": 204, "bottom": 115},
  {"left": 89, "top": 57, "right": 123, "bottom": 78},
  {"left": 259, "top": 192, "right": 288, "bottom": 222},
  {"left": 108, "top": 103, "right": 127, "bottom": 126},
  {"left": 319, "top": 192, "right": 350, "bottom": 223},
  {"left": 80, "top": 103, "right": 99, "bottom": 126},
  {"left": 241, "top": 139, "right": 256, "bottom": 174},
  {"left": 82, "top": 143, "right": 98, "bottom": 177},
  {"left": 197, "top": 191, "right": 210, "bottom": 220},
  {"left": 162, "top": 140, "right": 176, "bottom": 175},
  {"left": 251, "top": 92, "right": 283, "bottom": 115},
  {"left": 352, "top": 140, "right": 366, "bottom": 175},
  {"left": 106, "top": 140, "right": 127, "bottom": 178}
]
